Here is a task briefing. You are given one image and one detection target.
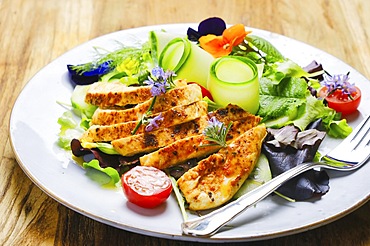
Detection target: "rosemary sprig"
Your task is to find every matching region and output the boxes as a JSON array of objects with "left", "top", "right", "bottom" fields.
[{"left": 202, "top": 117, "right": 232, "bottom": 147}]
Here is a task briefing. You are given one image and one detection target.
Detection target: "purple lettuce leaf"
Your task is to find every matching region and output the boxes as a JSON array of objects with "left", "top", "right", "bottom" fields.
[{"left": 262, "top": 119, "right": 330, "bottom": 201}]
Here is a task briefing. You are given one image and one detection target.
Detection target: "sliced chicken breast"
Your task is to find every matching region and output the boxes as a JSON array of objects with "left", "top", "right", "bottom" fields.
[
  {"left": 139, "top": 115, "right": 262, "bottom": 169},
  {"left": 80, "top": 100, "right": 208, "bottom": 143},
  {"left": 91, "top": 83, "right": 202, "bottom": 125},
  {"left": 177, "top": 124, "right": 267, "bottom": 210}
]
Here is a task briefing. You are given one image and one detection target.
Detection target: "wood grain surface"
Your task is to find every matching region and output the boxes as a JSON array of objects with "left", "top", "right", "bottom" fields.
[{"left": 1, "top": 0, "right": 369, "bottom": 245}]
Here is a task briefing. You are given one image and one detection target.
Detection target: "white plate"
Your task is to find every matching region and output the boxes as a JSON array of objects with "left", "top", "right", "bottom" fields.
[{"left": 9, "top": 24, "right": 370, "bottom": 242}]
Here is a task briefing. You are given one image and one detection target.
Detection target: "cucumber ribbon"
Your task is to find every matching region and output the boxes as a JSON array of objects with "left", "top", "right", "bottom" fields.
[{"left": 207, "top": 56, "right": 260, "bottom": 114}]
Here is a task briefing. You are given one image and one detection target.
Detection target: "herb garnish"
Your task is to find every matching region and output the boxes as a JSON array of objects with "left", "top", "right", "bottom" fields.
[
  {"left": 321, "top": 72, "right": 356, "bottom": 99},
  {"left": 131, "top": 67, "right": 176, "bottom": 134},
  {"left": 202, "top": 116, "right": 232, "bottom": 147}
]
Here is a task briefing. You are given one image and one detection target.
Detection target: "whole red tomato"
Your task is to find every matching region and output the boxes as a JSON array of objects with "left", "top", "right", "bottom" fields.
[{"left": 121, "top": 166, "right": 172, "bottom": 208}]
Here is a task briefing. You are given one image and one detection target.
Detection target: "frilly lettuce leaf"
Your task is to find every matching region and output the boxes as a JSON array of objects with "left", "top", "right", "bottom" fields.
[
  {"left": 83, "top": 159, "right": 120, "bottom": 186},
  {"left": 57, "top": 111, "right": 85, "bottom": 149},
  {"left": 322, "top": 114, "right": 353, "bottom": 138},
  {"left": 257, "top": 63, "right": 352, "bottom": 138},
  {"left": 263, "top": 59, "right": 310, "bottom": 84}
]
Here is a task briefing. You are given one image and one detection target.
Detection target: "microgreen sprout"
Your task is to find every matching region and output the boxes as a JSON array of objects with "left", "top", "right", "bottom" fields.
[
  {"left": 202, "top": 117, "right": 232, "bottom": 147},
  {"left": 131, "top": 67, "right": 176, "bottom": 134},
  {"left": 321, "top": 72, "right": 356, "bottom": 99}
]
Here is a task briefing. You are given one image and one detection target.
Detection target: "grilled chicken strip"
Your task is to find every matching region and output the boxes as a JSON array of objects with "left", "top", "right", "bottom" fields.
[
  {"left": 91, "top": 83, "right": 202, "bottom": 125},
  {"left": 112, "top": 104, "right": 260, "bottom": 157},
  {"left": 139, "top": 114, "right": 261, "bottom": 169},
  {"left": 85, "top": 80, "right": 187, "bottom": 108},
  {"left": 112, "top": 117, "right": 208, "bottom": 156},
  {"left": 80, "top": 100, "right": 208, "bottom": 143},
  {"left": 85, "top": 81, "right": 153, "bottom": 108},
  {"left": 177, "top": 124, "right": 267, "bottom": 210}
]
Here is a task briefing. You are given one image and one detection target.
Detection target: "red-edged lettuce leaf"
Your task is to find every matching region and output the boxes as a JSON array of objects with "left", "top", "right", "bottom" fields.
[{"left": 70, "top": 139, "right": 139, "bottom": 173}]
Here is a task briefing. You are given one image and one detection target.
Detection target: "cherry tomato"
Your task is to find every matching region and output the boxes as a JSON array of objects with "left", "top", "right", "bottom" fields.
[
  {"left": 121, "top": 166, "right": 172, "bottom": 208},
  {"left": 318, "top": 86, "right": 361, "bottom": 115},
  {"left": 189, "top": 82, "right": 214, "bottom": 101}
]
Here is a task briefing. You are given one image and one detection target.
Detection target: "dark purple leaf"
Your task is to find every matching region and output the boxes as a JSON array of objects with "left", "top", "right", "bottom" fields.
[
  {"left": 262, "top": 121, "right": 329, "bottom": 201},
  {"left": 303, "top": 60, "right": 325, "bottom": 81}
]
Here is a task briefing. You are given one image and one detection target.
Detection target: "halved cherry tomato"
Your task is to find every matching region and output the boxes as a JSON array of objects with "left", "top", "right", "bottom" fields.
[
  {"left": 188, "top": 82, "right": 214, "bottom": 101},
  {"left": 121, "top": 166, "right": 172, "bottom": 208},
  {"left": 318, "top": 86, "right": 361, "bottom": 115}
]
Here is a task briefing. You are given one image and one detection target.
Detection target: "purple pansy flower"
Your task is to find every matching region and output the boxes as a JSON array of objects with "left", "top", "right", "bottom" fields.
[{"left": 187, "top": 17, "right": 227, "bottom": 42}]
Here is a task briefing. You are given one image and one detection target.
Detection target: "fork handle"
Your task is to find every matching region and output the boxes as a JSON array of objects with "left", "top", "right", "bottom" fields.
[{"left": 182, "top": 161, "right": 319, "bottom": 237}]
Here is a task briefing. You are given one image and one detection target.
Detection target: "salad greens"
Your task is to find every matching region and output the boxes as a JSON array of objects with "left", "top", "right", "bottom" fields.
[
  {"left": 233, "top": 38, "right": 351, "bottom": 138},
  {"left": 263, "top": 122, "right": 329, "bottom": 200},
  {"left": 59, "top": 17, "right": 355, "bottom": 202}
]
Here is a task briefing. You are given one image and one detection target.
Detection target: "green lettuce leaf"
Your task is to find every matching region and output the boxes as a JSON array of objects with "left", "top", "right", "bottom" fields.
[
  {"left": 257, "top": 69, "right": 352, "bottom": 137},
  {"left": 258, "top": 76, "right": 307, "bottom": 126},
  {"left": 246, "top": 35, "right": 284, "bottom": 62},
  {"left": 57, "top": 111, "right": 85, "bottom": 149},
  {"left": 263, "top": 59, "right": 310, "bottom": 84},
  {"left": 83, "top": 159, "right": 120, "bottom": 186}
]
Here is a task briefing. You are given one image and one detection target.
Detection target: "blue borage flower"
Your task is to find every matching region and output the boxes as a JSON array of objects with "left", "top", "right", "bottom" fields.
[
  {"left": 202, "top": 116, "right": 232, "bottom": 147},
  {"left": 131, "top": 67, "right": 175, "bottom": 134},
  {"left": 321, "top": 73, "right": 356, "bottom": 98}
]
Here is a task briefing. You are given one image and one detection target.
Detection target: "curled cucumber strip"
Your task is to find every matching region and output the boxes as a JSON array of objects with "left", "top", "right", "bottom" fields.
[{"left": 207, "top": 56, "right": 260, "bottom": 114}]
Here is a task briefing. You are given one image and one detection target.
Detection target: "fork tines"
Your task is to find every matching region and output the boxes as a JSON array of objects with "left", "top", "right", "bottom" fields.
[{"left": 351, "top": 115, "right": 370, "bottom": 150}]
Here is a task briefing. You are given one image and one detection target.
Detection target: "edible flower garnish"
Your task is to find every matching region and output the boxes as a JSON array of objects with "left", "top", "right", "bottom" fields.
[
  {"left": 187, "top": 17, "right": 227, "bottom": 42},
  {"left": 199, "top": 24, "right": 251, "bottom": 58},
  {"left": 67, "top": 44, "right": 152, "bottom": 85},
  {"left": 131, "top": 67, "right": 176, "bottom": 134},
  {"left": 144, "top": 113, "right": 164, "bottom": 132},
  {"left": 145, "top": 66, "right": 175, "bottom": 96},
  {"left": 67, "top": 61, "right": 112, "bottom": 85},
  {"left": 321, "top": 73, "right": 356, "bottom": 99},
  {"left": 202, "top": 117, "right": 232, "bottom": 147}
]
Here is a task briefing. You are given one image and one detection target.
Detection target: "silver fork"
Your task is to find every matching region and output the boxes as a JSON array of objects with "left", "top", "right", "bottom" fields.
[{"left": 182, "top": 114, "right": 370, "bottom": 237}]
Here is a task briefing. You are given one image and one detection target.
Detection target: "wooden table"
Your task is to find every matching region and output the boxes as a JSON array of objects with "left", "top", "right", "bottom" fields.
[{"left": 1, "top": 0, "right": 369, "bottom": 245}]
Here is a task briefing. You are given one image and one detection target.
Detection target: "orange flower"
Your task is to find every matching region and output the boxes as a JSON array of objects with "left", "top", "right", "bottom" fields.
[{"left": 199, "top": 24, "right": 251, "bottom": 58}]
